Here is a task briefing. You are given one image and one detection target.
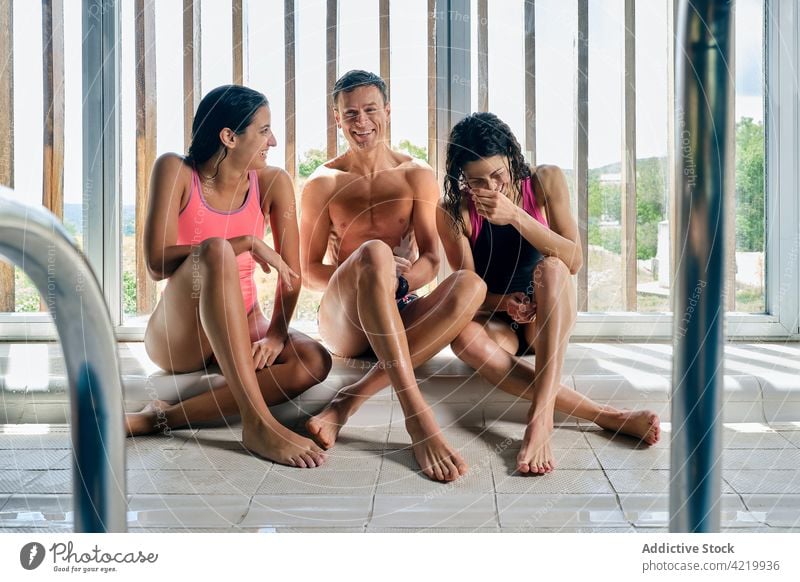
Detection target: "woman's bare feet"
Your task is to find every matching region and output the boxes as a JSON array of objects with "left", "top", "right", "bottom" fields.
[
  {"left": 517, "top": 416, "right": 556, "bottom": 474},
  {"left": 406, "top": 411, "right": 468, "bottom": 482},
  {"left": 125, "top": 400, "right": 172, "bottom": 437},
  {"left": 242, "top": 414, "right": 326, "bottom": 468},
  {"left": 597, "top": 408, "right": 661, "bottom": 445},
  {"left": 306, "top": 400, "right": 351, "bottom": 449}
]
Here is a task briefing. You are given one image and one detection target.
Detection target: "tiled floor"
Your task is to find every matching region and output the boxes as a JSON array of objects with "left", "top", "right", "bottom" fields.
[
  {"left": 0, "top": 341, "right": 799, "bottom": 533},
  {"left": 0, "top": 419, "right": 799, "bottom": 532}
]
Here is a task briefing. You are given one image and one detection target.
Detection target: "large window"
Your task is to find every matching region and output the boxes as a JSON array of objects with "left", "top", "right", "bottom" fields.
[{"left": 0, "top": 0, "right": 793, "bottom": 340}]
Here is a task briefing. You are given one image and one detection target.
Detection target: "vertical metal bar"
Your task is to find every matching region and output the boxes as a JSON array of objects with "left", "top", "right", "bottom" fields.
[
  {"left": 670, "top": 0, "right": 732, "bottom": 533},
  {"left": 326, "top": 0, "right": 338, "bottom": 158},
  {"left": 232, "top": 0, "right": 246, "bottom": 85},
  {"left": 0, "top": 191, "right": 127, "bottom": 532},
  {"left": 284, "top": 0, "right": 297, "bottom": 180},
  {"left": 183, "top": 0, "right": 201, "bottom": 152},
  {"left": 667, "top": 0, "right": 677, "bottom": 292},
  {"left": 477, "top": 0, "right": 488, "bottom": 112},
  {"left": 427, "top": 0, "right": 437, "bottom": 173},
  {"left": 621, "top": 0, "right": 636, "bottom": 310},
  {"left": 42, "top": 0, "right": 65, "bottom": 222},
  {"left": 725, "top": 3, "right": 736, "bottom": 311},
  {"left": 380, "top": 0, "right": 391, "bottom": 143},
  {"left": 135, "top": 0, "right": 157, "bottom": 315},
  {"left": 524, "top": 0, "right": 536, "bottom": 165},
  {"left": 574, "top": 0, "right": 589, "bottom": 311},
  {"left": 0, "top": 0, "right": 14, "bottom": 312}
]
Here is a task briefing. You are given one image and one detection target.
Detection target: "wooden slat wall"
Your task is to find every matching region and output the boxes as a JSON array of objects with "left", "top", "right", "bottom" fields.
[
  {"left": 380, "top": 0, "right": 391, "bottom": 142},
  {"left": 183, "top": 0, "right": 201, "bottom": 152},
  {"left": 326, "top": 0, "right": 338, "bottom": 159},
  {"left": 232, "top": 0, "right": 246, "bottom": 85},
  {"left": 427, "top": 0, "right": 436, "bottom": 173},
  {"left": 524, "top": 0, "right": 536, "bottom": 165},
  {"left": 42, "top": 0, "right": 64, "bottom": 221},
  {"left": 284, "top": 0, "right": 297, "bottom": 180},
  {"left": 574, "top": 0, "right": 589, "bottom": 311},
  {"left": 0, "top": 0, "right": 14, "bottom": 311},
  {"left": 621, "top": 0, "right": 637, "bottom": 310},
  {"left": 477, "top": 0, "right": 488, "bottom": 112},
  {"left": 135, "top": 0, "right": 157, "bottom": 315}
]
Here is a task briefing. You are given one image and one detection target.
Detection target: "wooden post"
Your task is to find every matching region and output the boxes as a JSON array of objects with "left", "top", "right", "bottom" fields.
[
  {"left": 621, "top": 0, "right": 637, "bottom": 310},
  {"left": 285, "top": 0, "right": 297, "bottom": 179},
  {"left": 524, "top": 0, "right": 536, "bottom": 164},
  {"left": 135, "top": 0, "right": 157, "bottom": 315},
  {"left": 380, "top": 0, "right": 391, "bottom": 142},
  {"left": 575, "top": 0, "right": 589, "bottom": 311},
  {"left": 0, "top": 0, "right": 14, "bottom": 311},
  {"left": 477, "top": 0, "right": 488, "bottom": 112},
  {"left": 183, "top": 0, "right": 201, "bottom": 152},
  {"left": 326, "top": 0, "right": 338, "bottom": 158}
]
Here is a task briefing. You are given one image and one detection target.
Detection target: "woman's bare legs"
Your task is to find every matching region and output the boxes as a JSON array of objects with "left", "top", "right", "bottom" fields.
[
  {"left": 140, "top": 238, "right": 326, "bottom": 467},
  {"left": 126, "top": 327, "right": 331, "bottom": 433},
  {"left": 451, "top": 261, "right": 659, "bottom": 474}
]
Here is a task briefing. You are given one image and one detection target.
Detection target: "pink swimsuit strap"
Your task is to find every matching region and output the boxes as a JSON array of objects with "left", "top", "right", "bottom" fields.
[{"left": 468, "top": 175, "right": 549, "bottom": 246}]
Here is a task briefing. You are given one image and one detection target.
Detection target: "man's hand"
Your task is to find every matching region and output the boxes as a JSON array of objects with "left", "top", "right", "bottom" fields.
[
  {"left": 470, "top": 187, "right": 520, "bottom": 226},
  {"left": 251, "top": 334, "right": 286, "bottom": 370},
  {"left": 393, "top": 255, "right": 412, "bottom": 277},
  {"left": 502, "top": 291, "right": 536, "bottom": 324}
]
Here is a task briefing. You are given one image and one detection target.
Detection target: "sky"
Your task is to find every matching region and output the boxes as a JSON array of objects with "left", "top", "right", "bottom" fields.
[{"left": 7, "top": 0, "right": 765, "bottom": 208}]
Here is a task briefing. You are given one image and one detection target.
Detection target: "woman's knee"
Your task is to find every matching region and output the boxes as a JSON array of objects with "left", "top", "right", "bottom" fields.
[
  {"left": 198, "top": 237, "right": 236, "bottom": 273},
  {"left": 533, "top": 257, "right": 572, "bottom": 303},
  {"left": 292, "top": 339, "right": 333, "bottom": 387}
]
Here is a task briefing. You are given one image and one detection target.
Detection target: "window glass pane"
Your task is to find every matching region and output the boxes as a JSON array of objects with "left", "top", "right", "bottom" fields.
[
  {"left": 635, "top": 0, "right": 670, "bottom": 313},
  {"left": 734, "top": 0, "right": 765, "bottom": 313},
  {"left": 8, "top": 0, "right": 84, "bottom": 314},
  {"left": 587, "top": 0, "right": 623, "bottom": 312}
]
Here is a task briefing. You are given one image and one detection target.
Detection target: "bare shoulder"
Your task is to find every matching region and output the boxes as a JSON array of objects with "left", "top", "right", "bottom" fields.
[
  {"left": 402, "top": 157, "right": 437, "bottom": 194},
  {"left": 300, "top": 164, "right": 340, "bottom": 210},
  {"left": 531, "top": 163, "right": 568, "bottom": 203},
  {"left": 255, "top": 166, "right": 294, "bottom": 211},
  {"left": 152, "top": 152, "right": 192, "bottom": 183}
]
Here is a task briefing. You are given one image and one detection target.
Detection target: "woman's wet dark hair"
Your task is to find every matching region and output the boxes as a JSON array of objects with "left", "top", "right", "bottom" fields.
[
  {"left": 185, "top": 85, "right": 269, "bottom": 178},
  {"left": 443, "top": 112, "right": 530, "bottom": 236}
]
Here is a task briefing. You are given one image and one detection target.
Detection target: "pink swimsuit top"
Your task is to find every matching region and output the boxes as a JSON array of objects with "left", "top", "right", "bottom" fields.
[
  {"left": 177, "top": 168, "right": 265, "bottom": 312},
  {"left": 467, "top": 175, "right": 549, "bottom": 246}
]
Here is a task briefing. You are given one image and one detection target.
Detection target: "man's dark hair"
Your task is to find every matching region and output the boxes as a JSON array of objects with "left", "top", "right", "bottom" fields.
[{"left": 332, "top": 70, "right": 388, "bottom": 108}]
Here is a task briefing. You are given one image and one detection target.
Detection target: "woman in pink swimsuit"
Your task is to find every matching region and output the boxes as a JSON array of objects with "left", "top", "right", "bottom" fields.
[
  {"left": 127, "top": 85, "right": 331, "bottom": 468},
  {"left": 437, "top": 112, "right": 660, "bottom": 475}
]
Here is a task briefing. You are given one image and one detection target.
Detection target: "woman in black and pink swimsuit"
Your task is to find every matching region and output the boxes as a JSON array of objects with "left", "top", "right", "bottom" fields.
[{"left": 437, "top": 112, "right": 660, "bottom": 475}]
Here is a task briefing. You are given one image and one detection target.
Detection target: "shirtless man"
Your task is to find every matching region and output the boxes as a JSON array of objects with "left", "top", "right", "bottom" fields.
[{"left": 300, "top": 70, "right": 486, "bottom": 482}]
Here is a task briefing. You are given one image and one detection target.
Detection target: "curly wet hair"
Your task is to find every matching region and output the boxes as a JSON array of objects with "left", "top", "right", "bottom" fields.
[{"left": 443, "top": 112, "right": 531, "bottom": 236}]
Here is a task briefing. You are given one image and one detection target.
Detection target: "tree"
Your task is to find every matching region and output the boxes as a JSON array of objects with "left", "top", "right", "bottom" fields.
[
  {"left": 397, "top": 139, "right": 427, "bottom": 162},
  {"left": 735, "top": 117, "right": 765, "bottom": 252},
  {"left": 298, "top": 148, "right": 326, "bottom": 178}
]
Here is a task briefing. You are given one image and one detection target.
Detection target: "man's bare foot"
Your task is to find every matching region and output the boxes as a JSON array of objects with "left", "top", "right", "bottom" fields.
[
  {"left": 242, "top": 415, "right": 326, "bottom": 468},
  {"left": 306, "top": 401, "right": 350, "bottom": 449},
  {"left": 597, "top": 408, "right": 661, "bottom": 445},
  {"left": 517, "top": 417, "right": 555, "bottom": 474},
  {"left": 125, "top": 400, "right": 172, "bottom": 437},
  {"left": 406, "top": 413, "right": 468, "bottom": 482}
]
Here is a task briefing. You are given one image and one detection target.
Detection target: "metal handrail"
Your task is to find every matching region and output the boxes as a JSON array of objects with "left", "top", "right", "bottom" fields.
[
  {"left": 670, "top": 0, "right": 732, "bottom": 532},
  {"left": 0, "top": 188, "right": 126, "bottom": 532}
]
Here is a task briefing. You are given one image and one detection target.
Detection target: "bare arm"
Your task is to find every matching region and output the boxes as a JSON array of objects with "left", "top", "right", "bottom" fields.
[
  {"left": 299, "top": 173, "right": 336, "bottom": 292},
  {"left": 405, "top": 165, "right": 441, "bottom": 291},
  {"left": 515, "top": 165, "right": 583, "bottom": 275},
  {"left": 435, "top": 200, "right": 516, "bottom": 313},
  {"left": 143, "top": 154, "right": 256, "bottom": 281},
  {"left": 261, "top": 168, "right": 301, "bottom": 339}
]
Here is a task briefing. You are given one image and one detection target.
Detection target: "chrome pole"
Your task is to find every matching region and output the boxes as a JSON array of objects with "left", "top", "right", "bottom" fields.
[
  {"left": 0, "top": 189, "right": 127, "bottom": 532},
  {"left": 670, "top": 0, "right": 733, "bottom": 532}
]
